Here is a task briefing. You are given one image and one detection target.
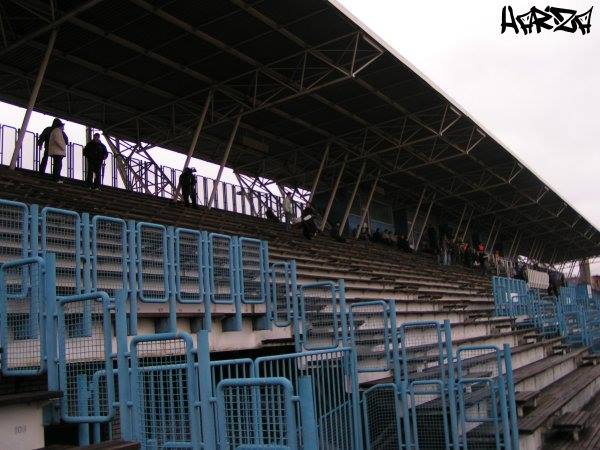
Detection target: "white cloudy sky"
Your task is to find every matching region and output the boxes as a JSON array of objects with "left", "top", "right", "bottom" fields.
[{"left": 0, "top": 0, "right": 598, "bottom": 271}]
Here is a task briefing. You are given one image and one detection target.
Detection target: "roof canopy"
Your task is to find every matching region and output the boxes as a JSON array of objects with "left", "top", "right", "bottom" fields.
[{"left": 1, "top": 0, "right": 598, "bottom": 262}]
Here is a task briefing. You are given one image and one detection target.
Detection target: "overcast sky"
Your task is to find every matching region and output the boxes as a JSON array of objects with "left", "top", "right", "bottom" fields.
[{"left": 0, "top": 0, "right": 598, "bottom": 272}]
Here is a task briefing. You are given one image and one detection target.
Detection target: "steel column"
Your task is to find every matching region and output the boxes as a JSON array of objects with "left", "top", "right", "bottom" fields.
[
  {"left": 484, "top": 218, "right": 497, "bottom": 251},
  {"left": 10, "top": 30, "right": 57, "bottom": 169},
  {"left": 508, "top": 231, "right": 519, "bottom": 259},
  {"left": 453, "top": 204, "right": 467, "bottom": 242},
  {"left": 174, "top": 92, "right": 212, "bottom": 200},
  {"left": 207, "top": 115, "right": 241, "bottom": 209},
  {"left": 102, "top": 135, "right": 129, "bottom": 189},
  {"left": 338, "top": 161, "right": 366, "bottom": 236},
  {"left": 415, "top": 193, "right": 436, "bottom": 251},
  {"left": 308, "top": 143, "right": 329, "bottom": 204},
  {"left": 319, "top": 154, "right": 348, "bottom": 231},
  {"left": 460, "top": 208, "right": 474, "bottom": 242},
  {"left": 490, "top": 223, "right": 501, "bottom": 253},
  {"left": 354, "top": 172, "right": 380, "bottom": 238},
  {"left": 407, "top": 187, "right": 426, "bottom": 242}
]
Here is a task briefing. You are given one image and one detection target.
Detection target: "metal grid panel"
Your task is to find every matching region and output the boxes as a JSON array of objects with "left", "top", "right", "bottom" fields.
[
  {"left": 409, "top": 381, "right": 450, "bottom": 450},
  {"left": 0, "top": 199, "right": 28, "bottom": 265},
  {"left": 42, "top": 208, "right": 81, "bottom": 297},
  {"left": 0, "top": 258, "right": 44, "bottom": 375},
  {"left": 58, "top": 294, "right": 114, "bottom": 422},
  {"left": 209, "top": 234, "right": 235, "bottom": 304},
  {"left": 216, "top": 378, "right": 296, "bottom": 450},
  {"left": 270, "top": 262, "right": 292, "bottom": 327},
  {"left": 400, "top": 322, "right": 447, "bottom": 384},
  {"left": 349, "top": 302, "right": 391, "bottom": 372},
  {"left": 131, "top": 334, "right": 197, "bottom": 450},
  {"left": 175, "top": 229, "right": 205, "bottom": 304},
  {"left": 92, "top": 216, "right": 127, "bottom": 299},
  {"left": 300, "top": 282, "right": 340, "bottom": 350},
  {"left": 492, "top": 276, "right": 531, "bottom": 317},
  {"left": 137, "top": 223, "right": 169, "bottom": 303},
  {"left": 362, "top": 384, "right": 403, "bottom": 450},
  {"left": 255, "top": 348, "right": 359, "bottom": 450},
  {"left": 239, "top": 238, "right": 266, "bottom": 304}
]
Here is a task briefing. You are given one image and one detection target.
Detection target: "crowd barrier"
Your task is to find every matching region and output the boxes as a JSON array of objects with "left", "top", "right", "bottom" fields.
[
  {"left": 0, "top": 196, "right": 521, "bottom": 449},
  {"left": 492, "top": 276, "right": 600, "bottom": 351}
]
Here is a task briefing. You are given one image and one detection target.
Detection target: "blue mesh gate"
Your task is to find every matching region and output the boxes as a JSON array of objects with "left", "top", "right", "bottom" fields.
[
  {"left": 91, "top": 216, "right": 128, "bottom": 300},
  {"left": 0, "top": 257, "right": 46, "bottom": 375},
  {"left": 57, "top": 292, "right": 115, "bottom": 424},
  {"left": 216, "top": 377, "right": 299, "bottom": 450},
  {"left": 269, "top": 261, "right": 296, "bottom": 328}
]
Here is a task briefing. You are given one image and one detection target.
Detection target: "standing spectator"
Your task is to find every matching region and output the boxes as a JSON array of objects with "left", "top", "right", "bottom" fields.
[
  {"left": 179, "top": 167, "right": 198, "bottom": 208},
  {"left": 427, "top": 226, "right": 439, "bottom": 256},
  {"left": 48, "top": 120, "right": 67, "bottom": 183},
  {"left": 397, "top": 234, "right": 412, "bottom": 253},
  {"left": 330, "top": 222, "right": 347, "bottom": 243},
  {"left": 265, "top": 207, "right": 278, "bottom": 222},
  {"left": 37, "top": 118, "right": 67, "bottom": 174},
  {"left": 283, "top": 194, "right": 293, "bottom": 231},
  {"left": 301, "top": 202, "right": 317, "bottom": 239},
  {"left": 477, "top": 243, "right": 487, "bottom": 275},
  {"left": 82, "top": 133, "right": 108, "bottom": 190}
]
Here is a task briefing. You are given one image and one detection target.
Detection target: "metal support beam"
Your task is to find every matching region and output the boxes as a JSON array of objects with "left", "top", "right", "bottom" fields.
[
  {"left": 174, "top": 92, "right": 212, "bottom": 200},
  {"left": 415, "top": 194, "right": 436, "bottom": 251},
  {"left": 460, "top": 208, "right": 474, "bottom": 242},
  {"left": 354, "top": 171, "right": 380, "bottom": 239},
  {"left": 484, "top": 218, "right": 497, "bottom": 252},
  {"left": 407, "top": 187, "right": 426, "bottom": 242},
  {"left": 234, "top": 173, "right": 257, "bottom": 217},
  {"left": 0, "top": 0, "right": 105, "bottom": 58},
  {"left": 10, "top": 29, "right": 57, "bottom": 169},
  {"left": 103, "top": 134, "right": 151, "bottom": 195},
  {"left": 512, "top": 234, "right": 522, "bottom": 258},
  {"left": 207, "top": 115, "right": 241, "bottom": 209},
  {"left": 508, "top": 231, "right": 519, "bottom": 259},
  {"left": 338, "top": 161, "right": 366, "bottom": 237},
  {"left": 453, "top": 204, "right": 467, "bottom": 242},
  {"left": 490, "top": 225, "right": 501, "bottom": 253},
  {"left": 319, "top": 154, "right": 348, "bottom": 232},
  {"left": 308, "top": 143, "right": 329, "bottom": 204}
]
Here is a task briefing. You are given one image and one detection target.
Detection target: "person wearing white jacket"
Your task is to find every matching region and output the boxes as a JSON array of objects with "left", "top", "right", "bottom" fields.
[{"left": 48, "top": 120, "right": 67, "bottom": 182}]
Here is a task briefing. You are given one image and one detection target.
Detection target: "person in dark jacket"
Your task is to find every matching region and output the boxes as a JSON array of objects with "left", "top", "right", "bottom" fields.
[
  {"left": 38, "top": 118, "right": 68, "bottom": 174},
  {"left": 82, "top": 133, "right": 108, "bottom": 189},
  {"left": 265, "top": 207, "right": 278, "bottom": 222},
  {"left": 179, "top": 167, "right": 198, "bottom": 207},
  {"left": 301, "top": 203, "right": 317, "bottom": 239}
]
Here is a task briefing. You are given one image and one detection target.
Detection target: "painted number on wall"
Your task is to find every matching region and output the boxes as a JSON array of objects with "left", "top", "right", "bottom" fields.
[{"left": 14, "top": 424, "right": 27, "bottom": 434}]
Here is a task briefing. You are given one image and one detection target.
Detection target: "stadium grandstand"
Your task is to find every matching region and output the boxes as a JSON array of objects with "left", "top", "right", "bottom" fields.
[{"left": 0, "top": 1, "right": 599, "bottom": 450}]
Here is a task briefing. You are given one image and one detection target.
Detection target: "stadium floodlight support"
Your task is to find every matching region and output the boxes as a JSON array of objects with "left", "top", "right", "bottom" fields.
[
  {"left": 453, "top": 204, "right": 468, "bottom": 242},
  {"left": 319, "top": 154, "right": 348, "bottom": 232},
  {"left": 353, "top": 171, "right": 380, "bottom": 239},
  {"left": 9, "top": 29, "right": 57, "bottom": 170},
  {"left": 415, "top": 193, "right": 437, "bottom": 251},
  {"left": 407, "top": 187, "right": 426, "bottom": 243},
  {"left": 207, "top": 114, "right": 241, "bottom": 209},
  {"left": 173, "top": 91, "right": 212, "bottom": 201},
  {"left": 338, "top": 161, "right": 366, "bottom": 236},
  {"left": 308, "top": 143, "right": 329, "bottom": 205},
  {"left": 484, "top": 218, "right": 497, "bottom": 252}
]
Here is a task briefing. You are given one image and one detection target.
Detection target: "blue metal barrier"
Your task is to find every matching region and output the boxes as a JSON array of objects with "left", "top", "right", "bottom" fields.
[
  {"left": 136, "top": 222, "right": 169, "bottom": 303},
  {"left": 298, "top": 280, "right": 348, "bottom": 351},
  {"left": 57, "top": 292, "right": 115, "bottom": 427},
  {"left": 129, "top": 332, "right": 201, "bottom": 450},
  {"left": 362, "top": 383, "right": 404, "bottom": 450},
  {"left": 0, "top": 199, "right": 29, "bottom": 266},
  {"left": 492, "top": 276, "right": 532, "bottom": 317},
  {"left": 91, "top": 215, "right": 128, "bottom": 299},
  {"left": 216, "top": 377, "right": 299, "bottom": 450},
  {"left": 269, "top": 261, "right": 296, "bottom": 328},
  {"left": 41, "top": 207, "right": 81, "bottom": 296},
  {"left": 0, "top": 257, "right": 46, "bottom": 376},
  {"left": 238, "top": 237, "right": 268, "bottom": 305}
]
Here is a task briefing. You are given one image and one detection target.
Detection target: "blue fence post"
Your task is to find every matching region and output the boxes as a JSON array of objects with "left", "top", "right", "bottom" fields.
[
  {"left": 201, "top": 231, "right": 212, "bottom": 331},
  {"left": 299, "top": 376, "right": 318, "bottom": 450},
  {"left": 197, "top": 330, "right": 216, "bottom": 450},
  {"left": 444, "top": 320, "right": 460, "bottom": 450},
  {"left": 30, "top": 204, "right": 38, "bottom": 257},
  {"left": 167, "top": 226, "right": 177, "bottom": 332},
  {"left": 77, "top": 374, "right": 90, "bottom": 446},
  {"left": 388, "top": 300, "right": 402, "bottom": 389},
  {"left": 337, "top": 279, "right": 349, "bottom": 347},
  {"left": 290, "top": 260, "right": 301, "bottom": 352},
  {"left": 44, "top": 253, "right": 60, "bottom": 422},
  {"left": 115, "top": 290, "right": 132, "bottom": 440},
  {"left": 81, "top": 213, "right": 92, "bottom": 336},
  {"left": 495, "top": 348, "right": 513, "bottom": 450},
  {"left": 127, "top": 220, "right": 137, "bottom": 335},
  {"left": 222, "top": 236, "right": 242, "bottom": 332},
  {"left": 504, "top": 344, "right": 520, "bottom": 450}
]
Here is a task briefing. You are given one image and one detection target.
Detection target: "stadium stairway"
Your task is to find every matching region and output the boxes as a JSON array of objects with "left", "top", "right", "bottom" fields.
[{"left": 0, "top": 166, "right": 599, "bottom": 450}]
